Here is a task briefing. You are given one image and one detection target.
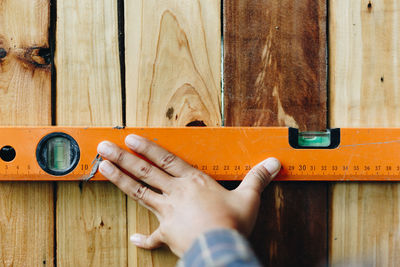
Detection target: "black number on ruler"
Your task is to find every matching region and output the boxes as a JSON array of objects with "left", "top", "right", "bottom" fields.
[
  {"left": 386, "top": 166, "right": 392, "bottom": 171},
  {"left": 81, "top": 164, "right": 89, "bottom": 171},
  {"left": 332, "top": 165, "right": 338, "bottom": 171},
  {"left": 201, "top": 165, "right": 207, "bottom": 170},
  {"left": 234, "top": 165, "right": 240, "bottom": 171},
  {"left": 354, "top": 165, "right": 359, "bottom": 171},
  {"left": 245, "top": 165, "right": 251, "bottom": 171},
  {"left": 212, "top": 165, "right": 219, "bottom": 171},
  {"left": 288, "top": 165, "right": 295, "bottom": 171},
  {"left": 27, "top": 165, "right": 30, "bottom": 170},
  {"left": 375, "top": 165, "right": 381, "bottom": 171},
  {"left": 299, "top": 165, "right": 306, "bottom": 171},
  {"left": 310, "top": 165, "right": 315, "bottom": 171},
  {"left": 342, "top": 165, "right": 348, "bottom": 171},
  {"left": 224, "top": 165, "right": 229, "bottom": 171},
  {"left": 321, "top": 166, "right": 327, "bottom": 171},
  {"left": 192, "top": 165, "right": 198, "bottom": 169},
  {"left": 364, "top": 165, "right": 370, "bottom": 171}
]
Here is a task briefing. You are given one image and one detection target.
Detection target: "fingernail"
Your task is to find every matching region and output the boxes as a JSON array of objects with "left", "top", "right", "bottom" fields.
[
  {"left": 125, "top": 135, "right": 141, "bottom": 150},
  {"left": 97, "top": 141, "right": 113, "bottom": 157},
  {"left": 263, "top": 157, "right": 281, "bottom": 178},
  {"left": 130, "top": 233, "right": 144, "bottom": 245},
  {"left": 99, "top": 161, "right": 115, "bottom": 175}
]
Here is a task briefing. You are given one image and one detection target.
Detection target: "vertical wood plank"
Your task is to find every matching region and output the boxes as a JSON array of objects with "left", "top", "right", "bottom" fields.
[
  {"left": 125, "top": 0, "right": 221, "bottom": 266},
  {"left": 0, "top": 0, "right": 54, "bottom": 266},
  {"left": 55, "top": 0, "right": 127, "bottom": 266},
  {"left": 224, "top": 0, "right": 327, "bottom": 131},
  {"left": 224, "top": 1, "right": 328, "bottom": 266},
  {"left": 329, "top": 0, "right": 400, "bottom": 265}
]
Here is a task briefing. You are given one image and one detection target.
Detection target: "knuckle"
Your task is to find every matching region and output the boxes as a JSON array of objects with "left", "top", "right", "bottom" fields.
[
  {"left": 114, "top": 149, "right": 126, "bottom": 164},
  {"left": 144, "top": 238, "right": 153, "bottom": 248},
  {"left": 136, "top": 163, "right": 153, "bottom": 180},
  {"left": 160, "top": 153, "right": 177, "bottom": 169},
  {"left": 158, "top": 227, "right": 166, "bottom": 241},
  {"left": 190, "top": 172, "right": 208, "bottom": 186},
  {"left": 131, "top": 184, "right": 148, "bottom": 201},
  {"left": 137, "top": 139, "right": 150, "bottom": 154},
  {"left": 110, "top": 167, "right": 124, "bottom": 181},
  {"left": 250, "top": 167, "right": 269, "bottom": 186}
]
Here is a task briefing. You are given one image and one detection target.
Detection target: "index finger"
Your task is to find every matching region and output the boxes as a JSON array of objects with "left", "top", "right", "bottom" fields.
[{"left": 125, "top": 134, "right": 194, "bottom": 177}]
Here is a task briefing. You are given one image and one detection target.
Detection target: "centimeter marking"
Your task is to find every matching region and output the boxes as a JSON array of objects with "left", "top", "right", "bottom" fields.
[{"left": 2, "top": 162, "right": 400, "bottom": 181}]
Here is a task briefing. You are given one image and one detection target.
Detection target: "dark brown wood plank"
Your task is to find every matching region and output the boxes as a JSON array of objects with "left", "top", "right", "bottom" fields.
[
  {"left": 223, "top": 0, "right": 328, "bottom": 266},
  {"left": 224, "top": 0, "right": 326, "bottom": 131}
]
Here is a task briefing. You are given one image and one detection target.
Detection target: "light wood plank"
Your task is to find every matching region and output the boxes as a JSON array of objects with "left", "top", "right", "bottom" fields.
[
  {"left": 0, "top": 0, "right": 51, "bottom": 125},
  {"left": 125, "top": 0, "right": 221, "bottom": 266},
  {"left": 224, "top": 1, "right": 328, "bottom": 266},
  {"left": 0, "top": 0, "right": 54, "bottom": 266},
  {"left": 55, "top": 0, "right": 126, "bottom": 266},
  {"left": 330, "top": 0, "right": 400, "bottom": 265},
  {"left": 125, "top": 0, "right": 221, "bottom": 127}
]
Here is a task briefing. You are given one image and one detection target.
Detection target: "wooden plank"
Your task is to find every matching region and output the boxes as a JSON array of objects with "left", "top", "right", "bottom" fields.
[
  {"left": 0, "top": 0, "right": 54, "bottom": 266},
  {"left": 224, "top": 1, "right": 328, "bottom": 266},
  {"left": 55, "top": 0, "right": 127, "bottom": 266},
  {"left": 224, "top": 0, "right": 327, "bottom": 131},
  {"left": 329, "top": 0, "right": 400, "bottom": 265},
  {"left": 125, "top": 0, "right": 221, "bottom": 266}
]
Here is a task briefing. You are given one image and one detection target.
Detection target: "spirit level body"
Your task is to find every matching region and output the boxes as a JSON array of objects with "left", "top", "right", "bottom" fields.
[{"left": 0, "top": 127, "right": 398, "bottom": 181}]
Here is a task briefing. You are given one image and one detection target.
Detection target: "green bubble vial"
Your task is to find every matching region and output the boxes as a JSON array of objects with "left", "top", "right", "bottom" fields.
[
  {"left": 298, "top": 131, "right": 331, "bottom": 147},
  {"left": 47, "top": 137, "right": 71, "bottom": 171}
]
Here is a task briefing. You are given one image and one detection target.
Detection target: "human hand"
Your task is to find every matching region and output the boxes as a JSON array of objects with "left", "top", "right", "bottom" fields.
[{"left": 97, "top": 135, "right": 281, "bottom": 257}]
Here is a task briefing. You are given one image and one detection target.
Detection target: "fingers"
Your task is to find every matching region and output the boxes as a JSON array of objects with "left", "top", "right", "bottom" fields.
[
  {"left": 130, "top": 228, "right": 163, "bottom": 249},
  {"left": 99, "top": 160, "right": 164, "bottom": 210},
  {"left": 237, "top": 157, "right": 281, "bottom": 194},
  {"left": 97, "top": 141, "right": 172, "bottom": 193},
  {"left": 125, "top": 134, "right": 193, "bottom": 177}
]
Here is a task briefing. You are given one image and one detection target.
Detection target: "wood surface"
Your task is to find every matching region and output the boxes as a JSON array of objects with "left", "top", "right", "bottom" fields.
[
  {"left": 224, "top": 0, "right": 328, "bottom": 266},
  {"left": 0, "top": 0, "right": 54, "bottom": 266},
  {"left": 55, "top": 0, "right": 126, "bottom": 266},
  {"left": 125, "top": 0, "right": 221, "bottom": 266},
  {"left": 329, "top": 0, "right": 400, "bottom": 265},
  {"left": 224, "top": 0, "right": 327, "bottom": 131}
]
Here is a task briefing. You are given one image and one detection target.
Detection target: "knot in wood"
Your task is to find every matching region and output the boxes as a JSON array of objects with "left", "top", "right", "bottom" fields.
[
  {"left": 0, "top": 48, "right": 7, "bottom": 59},
  {"left": 27, "top": 47, "right": 51, "bottom": 66}
]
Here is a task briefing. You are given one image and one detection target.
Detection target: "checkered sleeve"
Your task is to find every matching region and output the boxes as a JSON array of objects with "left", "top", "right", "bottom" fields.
[{"left": 176, "top": 228, "right": 262, "bottom": 267}]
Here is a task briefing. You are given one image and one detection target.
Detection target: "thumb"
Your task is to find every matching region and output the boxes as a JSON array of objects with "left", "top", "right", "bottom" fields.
[
  {"left": 237, "top": 157, "right": 281, "bottom": 194},
  {"left": 130, "top": 228, "right": 163, "bottom": 249}
]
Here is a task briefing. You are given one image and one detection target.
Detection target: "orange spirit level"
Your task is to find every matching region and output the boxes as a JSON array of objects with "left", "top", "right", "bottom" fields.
[{"left": 0, "top": 127, "right": 398, "bottom": 181}]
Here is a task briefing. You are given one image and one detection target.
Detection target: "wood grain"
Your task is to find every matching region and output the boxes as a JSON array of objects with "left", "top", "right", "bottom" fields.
[
  {"left": 0, "top": 0, "right": 54, "bottom": 266},
  {"left": 125, "top": 0, "right": 221, "bottom": 266},
  {"left": 55, "top": 0, "right": 126, "bottom": 266},
  {"left": 125, "top": 0, "right": 221, "bottom": 127},
  {"left": 0, "top": 0, "right": 51, "bottom": 124},
  {"left": 224, "top": 0, "right": 327, "bottom": 131},
  {"left": 330, "top": 0, "right": 400, "bottom": 265},
  {"left": 224, "top": 0, "right": 328, "bottom": 266}
]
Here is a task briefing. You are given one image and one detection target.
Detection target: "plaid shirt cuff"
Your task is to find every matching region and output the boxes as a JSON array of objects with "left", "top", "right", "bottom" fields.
[{"left": 176, "top": 228, "right": 261, "bottom": 267}]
